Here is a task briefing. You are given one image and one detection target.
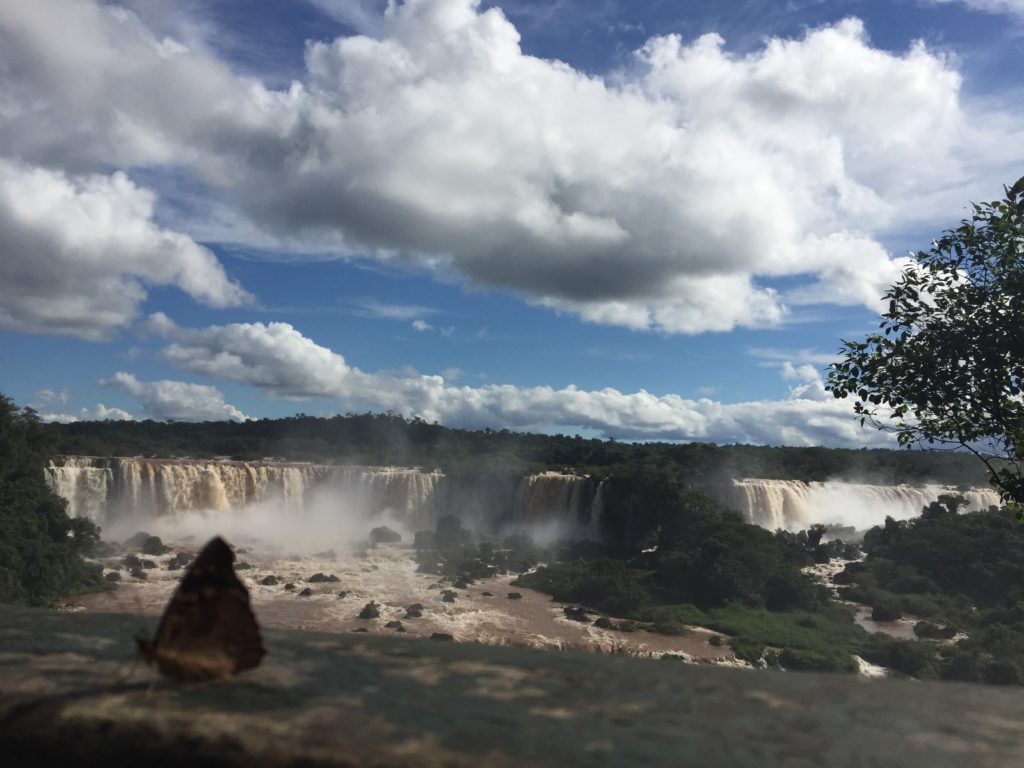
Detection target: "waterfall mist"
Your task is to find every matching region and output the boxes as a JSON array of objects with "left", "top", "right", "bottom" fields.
[{"left": 45, "top": 458, "right": 604, "bottom": 550}]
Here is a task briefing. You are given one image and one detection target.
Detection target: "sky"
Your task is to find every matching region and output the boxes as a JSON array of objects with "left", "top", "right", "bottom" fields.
[{"left": 1, "top": 0, "right": 1023, "bottom": 446}]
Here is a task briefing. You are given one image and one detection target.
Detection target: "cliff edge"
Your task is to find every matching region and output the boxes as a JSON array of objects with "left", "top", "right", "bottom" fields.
[{"left": 1, "top": 605, "right": 1021, "bottom": 767}]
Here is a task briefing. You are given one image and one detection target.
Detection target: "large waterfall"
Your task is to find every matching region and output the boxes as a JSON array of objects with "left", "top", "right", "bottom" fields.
[
  {"left": 45, "top": 457, "right": 605, "bottom": 540},
  {"left": 46, "top": 457, "right": 443, "bottom": 530},
  {"left": 46, "top": 457, "right": 1001, "bottom": 539},
  {"left": 709, "top": 479, "right": 1001, "bottom": 531}
]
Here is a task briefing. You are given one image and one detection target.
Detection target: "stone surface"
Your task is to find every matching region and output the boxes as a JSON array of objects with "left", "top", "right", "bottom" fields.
[{"left": 2, "top": 605, "right": 1024, "bottom": 767}]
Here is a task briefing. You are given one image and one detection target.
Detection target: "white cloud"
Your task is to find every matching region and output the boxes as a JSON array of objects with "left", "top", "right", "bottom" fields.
[
  {"left": 38, "top": 402, "right": 137, "bottom": 423},
  {"left": 103, "top": 372, "right": 248, "bottom": 422},
  {"left": 35, "top": 388, "right": 70, "bottom": 406},
  {"left": 0, "top": 160, "right": 251, "bottom": 339},
  {"left": 350, "top": 298, "right": 438, "bottom": 320},
  {"left": 932, "top": 1, "right": 1024, "bottom": 18},
  {"left": 144, "top": 315, "right": 890, "bottom": 446},
  {"left": 411, "top": 319, "right": 434, "bottom": 331},
  {"left": 2, "top": 1, "right": 1021, "bottom": 333}
]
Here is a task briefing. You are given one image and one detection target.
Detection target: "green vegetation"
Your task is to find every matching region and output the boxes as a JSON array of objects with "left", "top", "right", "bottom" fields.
[
  {"left": 0, "top": 395, "right": 104, "bottom": 605},
  {"left": 836, "top": 498, "right": 1024, "bottom": 683},
  {"left": 828, "top": 176, "right": 1024, "bottom": 504},
  {"left": 44, "top": 412, "right": 988, "bottom": 487}
]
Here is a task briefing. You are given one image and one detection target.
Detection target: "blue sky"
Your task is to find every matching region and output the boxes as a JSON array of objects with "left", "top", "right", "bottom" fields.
[{"left": 1, "top": 0, "right": 1022, "bottom": 445}]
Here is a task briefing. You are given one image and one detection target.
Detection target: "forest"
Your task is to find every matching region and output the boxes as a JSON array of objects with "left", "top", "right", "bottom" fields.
[{"left": 44, "top": 412, "right": 990, "bottom": 486}]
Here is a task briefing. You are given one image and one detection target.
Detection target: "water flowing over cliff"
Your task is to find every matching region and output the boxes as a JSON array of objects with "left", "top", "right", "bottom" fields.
[
  {"left": 45, "top": 458, "right": 604, "bottom": 540},
  {"left": 47, "top": 457, "right": 1000, "bottom": 539},
  {"left": 46, "top": 457, "right": 443, "bottom": 530},
  {"left": 707, "top": 479, "right": 1001, "bottom": 531}
]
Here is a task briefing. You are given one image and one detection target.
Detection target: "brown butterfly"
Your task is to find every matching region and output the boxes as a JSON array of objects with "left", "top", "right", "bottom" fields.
[{"left": 137, "top": 536, "right": 266, "bottom": 682}]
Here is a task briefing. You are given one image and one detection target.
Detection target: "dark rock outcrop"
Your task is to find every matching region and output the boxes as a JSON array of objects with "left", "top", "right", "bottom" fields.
[{"left": 2, "top": 606, "right": 1024, "bottom": 767}]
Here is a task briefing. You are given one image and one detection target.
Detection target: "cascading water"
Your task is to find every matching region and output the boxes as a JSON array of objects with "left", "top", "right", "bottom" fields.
[
  {"left": 46, "top": 457, "right": 998, "bottom": 539},
  {"left": 45, "top": 457, "right": 445, "bottom": 532},
  {"left": 712, "top": 479, "right": 1001, "bottom": 531}
]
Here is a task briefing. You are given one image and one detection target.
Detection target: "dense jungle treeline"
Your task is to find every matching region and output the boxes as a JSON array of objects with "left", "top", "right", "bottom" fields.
[
  {"left": 0, "top": 396, "right": 103, "bottom": 605},
  {"left": 45, "top": 412, "right": 989, "bottom": 486}
]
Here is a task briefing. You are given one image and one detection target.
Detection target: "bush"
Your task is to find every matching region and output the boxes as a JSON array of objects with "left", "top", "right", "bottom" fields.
[
  {"left": 871, "top": 601, "right": 902, "bottom": 622},
  {"left": 914, "top": 621, "right": 956, "bottom": 640},
  {"left": 730, "top": 636, "right": 766, "bottom": 664},
  {"left": 778, "top": 648, "right": 856, "bottom": 673}
]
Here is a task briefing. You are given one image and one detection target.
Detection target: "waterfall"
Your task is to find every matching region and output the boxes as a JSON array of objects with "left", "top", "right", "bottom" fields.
[
  {"left": 47, "top": 456, "right": 995, "bottom": 539},
  {"left": 714, "top": 479, "right": 1002, "bottom": 531},
  {"left": 44, "top": 457, "right": 444, "bottom": 531},
  {"left": 44, "top": 457, "right": 601, "bottom": 540}
]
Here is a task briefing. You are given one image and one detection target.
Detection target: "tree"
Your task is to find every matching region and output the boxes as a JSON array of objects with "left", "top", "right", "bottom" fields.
[
  {"left": 827, "top": 177, "right": 1024, "bottom": 505},
  {"left": 0, "top": 394, "right": 102, "bottom": 604}
]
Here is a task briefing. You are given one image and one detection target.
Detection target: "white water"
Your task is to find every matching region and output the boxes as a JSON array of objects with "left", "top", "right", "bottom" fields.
[
  {"left": 45, "top": 457, "right": 605, "bottom": 542},
  {"left": 721, "top": 478, "right": 1001, "bottom": 531},
  {"left": 46, "top": 457, "right": 1001, "bottom": 539}
]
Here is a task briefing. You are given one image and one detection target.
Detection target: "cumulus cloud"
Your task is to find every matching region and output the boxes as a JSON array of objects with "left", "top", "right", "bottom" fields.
[
  {"left": 0, "top": 160, "right": 251, "bottom": 339},
  {"left": 411, "top": 319, "right": 433, "bottom": 331},
  {"left": 104, "top": 372, "right": 249, "bottom": 422},
  {"left": 144, "top": 315, "right": 890, "bottom": 446},
  {"left": 2, "top": 1, "right": 1021, "bottom": 333},
  {"left": 38, "top": 403, "right": 136, "bottom": 424}
]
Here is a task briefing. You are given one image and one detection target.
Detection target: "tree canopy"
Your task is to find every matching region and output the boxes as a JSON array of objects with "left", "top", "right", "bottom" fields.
[
  {"left": 0, "top": 395, "right": 102, "bottom": 605},
  {"left": 828, "top": 177, "right": 1024, "bottom": 504}
]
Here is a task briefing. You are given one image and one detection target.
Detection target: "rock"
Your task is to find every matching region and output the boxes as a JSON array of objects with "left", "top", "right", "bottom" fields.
[
  {"left": 358, "top": 602, "right": 381, "bottom": 620},
  {"left": 128, "top": 567, "right": 146, "bottom": 580},
  {"left": 507, "top": 592, "right": 523, "bottom": 600},
  {"left": 368, "top": 526, "right": 402, "bottom": 545},
  {"left": 563, "top": 606, "right": 590, "bottom": 622},
  {"left": 351, "top": 627, "right": 368, "bottom": 633},
  {"left": 5, "top": 604, "right": 1024, "bottom": 768},
  {"left": 453, "top": 579, "right": 469, "bottom": 589},
  {"left": 336, "top": 591, "right": 349, "bottom": 599},
  {"left": 313, "top": 549, "right": 338, "bottom": 560},
  {"left": 123, "top": 555, "right": 142, "bottom": 570},
  {"left": 140, "top": 535, "right": 171, "bottom": 556},
  {"left": 283, "top": 583, "right": 296, "bottom": 591},
  {"left": 123, "top": 531, "right": 153, "bottom": 550},
  {"left": 91, "top": 540, "right": 122, "bottom": 558},
  {"left": 384, "top": 621, "right": 404, "bottom": 631},
  {"left": 594, "top": 617, "right": 613, "bottom": 629},
  {"left": 404, "top": 604, "right": 424, "bottom": 619},
  {"left": 166, "top": 552, "right": 192, "bottom": 571},
  {"left": 104, "top": 572, "right": 122, "bottom": 583},
  {"left": 441, "top": 590, "right": 457, "bottom": 603},
  {"left": 430, "top": 633, "right": 455, "bottom": 642},
  {"left": 235, "top": 562, "right": 253, "bottom": 571},
  {"left": 298, "top": 588, "right": 313, "bottom": 597},
  {"left": 140, "top": 559, "right": 157, "bottom": 570},
  {"left": 481, "top": 592, "right": 494, "bottom": 597},
  {"left": 308, "top": 573, "right": 340, "bottom": 583},
  {"left": 259, "top": 575, "right": 281, "bottom": 586}
]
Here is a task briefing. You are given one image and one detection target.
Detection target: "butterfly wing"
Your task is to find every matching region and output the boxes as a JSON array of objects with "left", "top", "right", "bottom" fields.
[{"left": 144, "top": 537, "right": 266, "bottom": 682}]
